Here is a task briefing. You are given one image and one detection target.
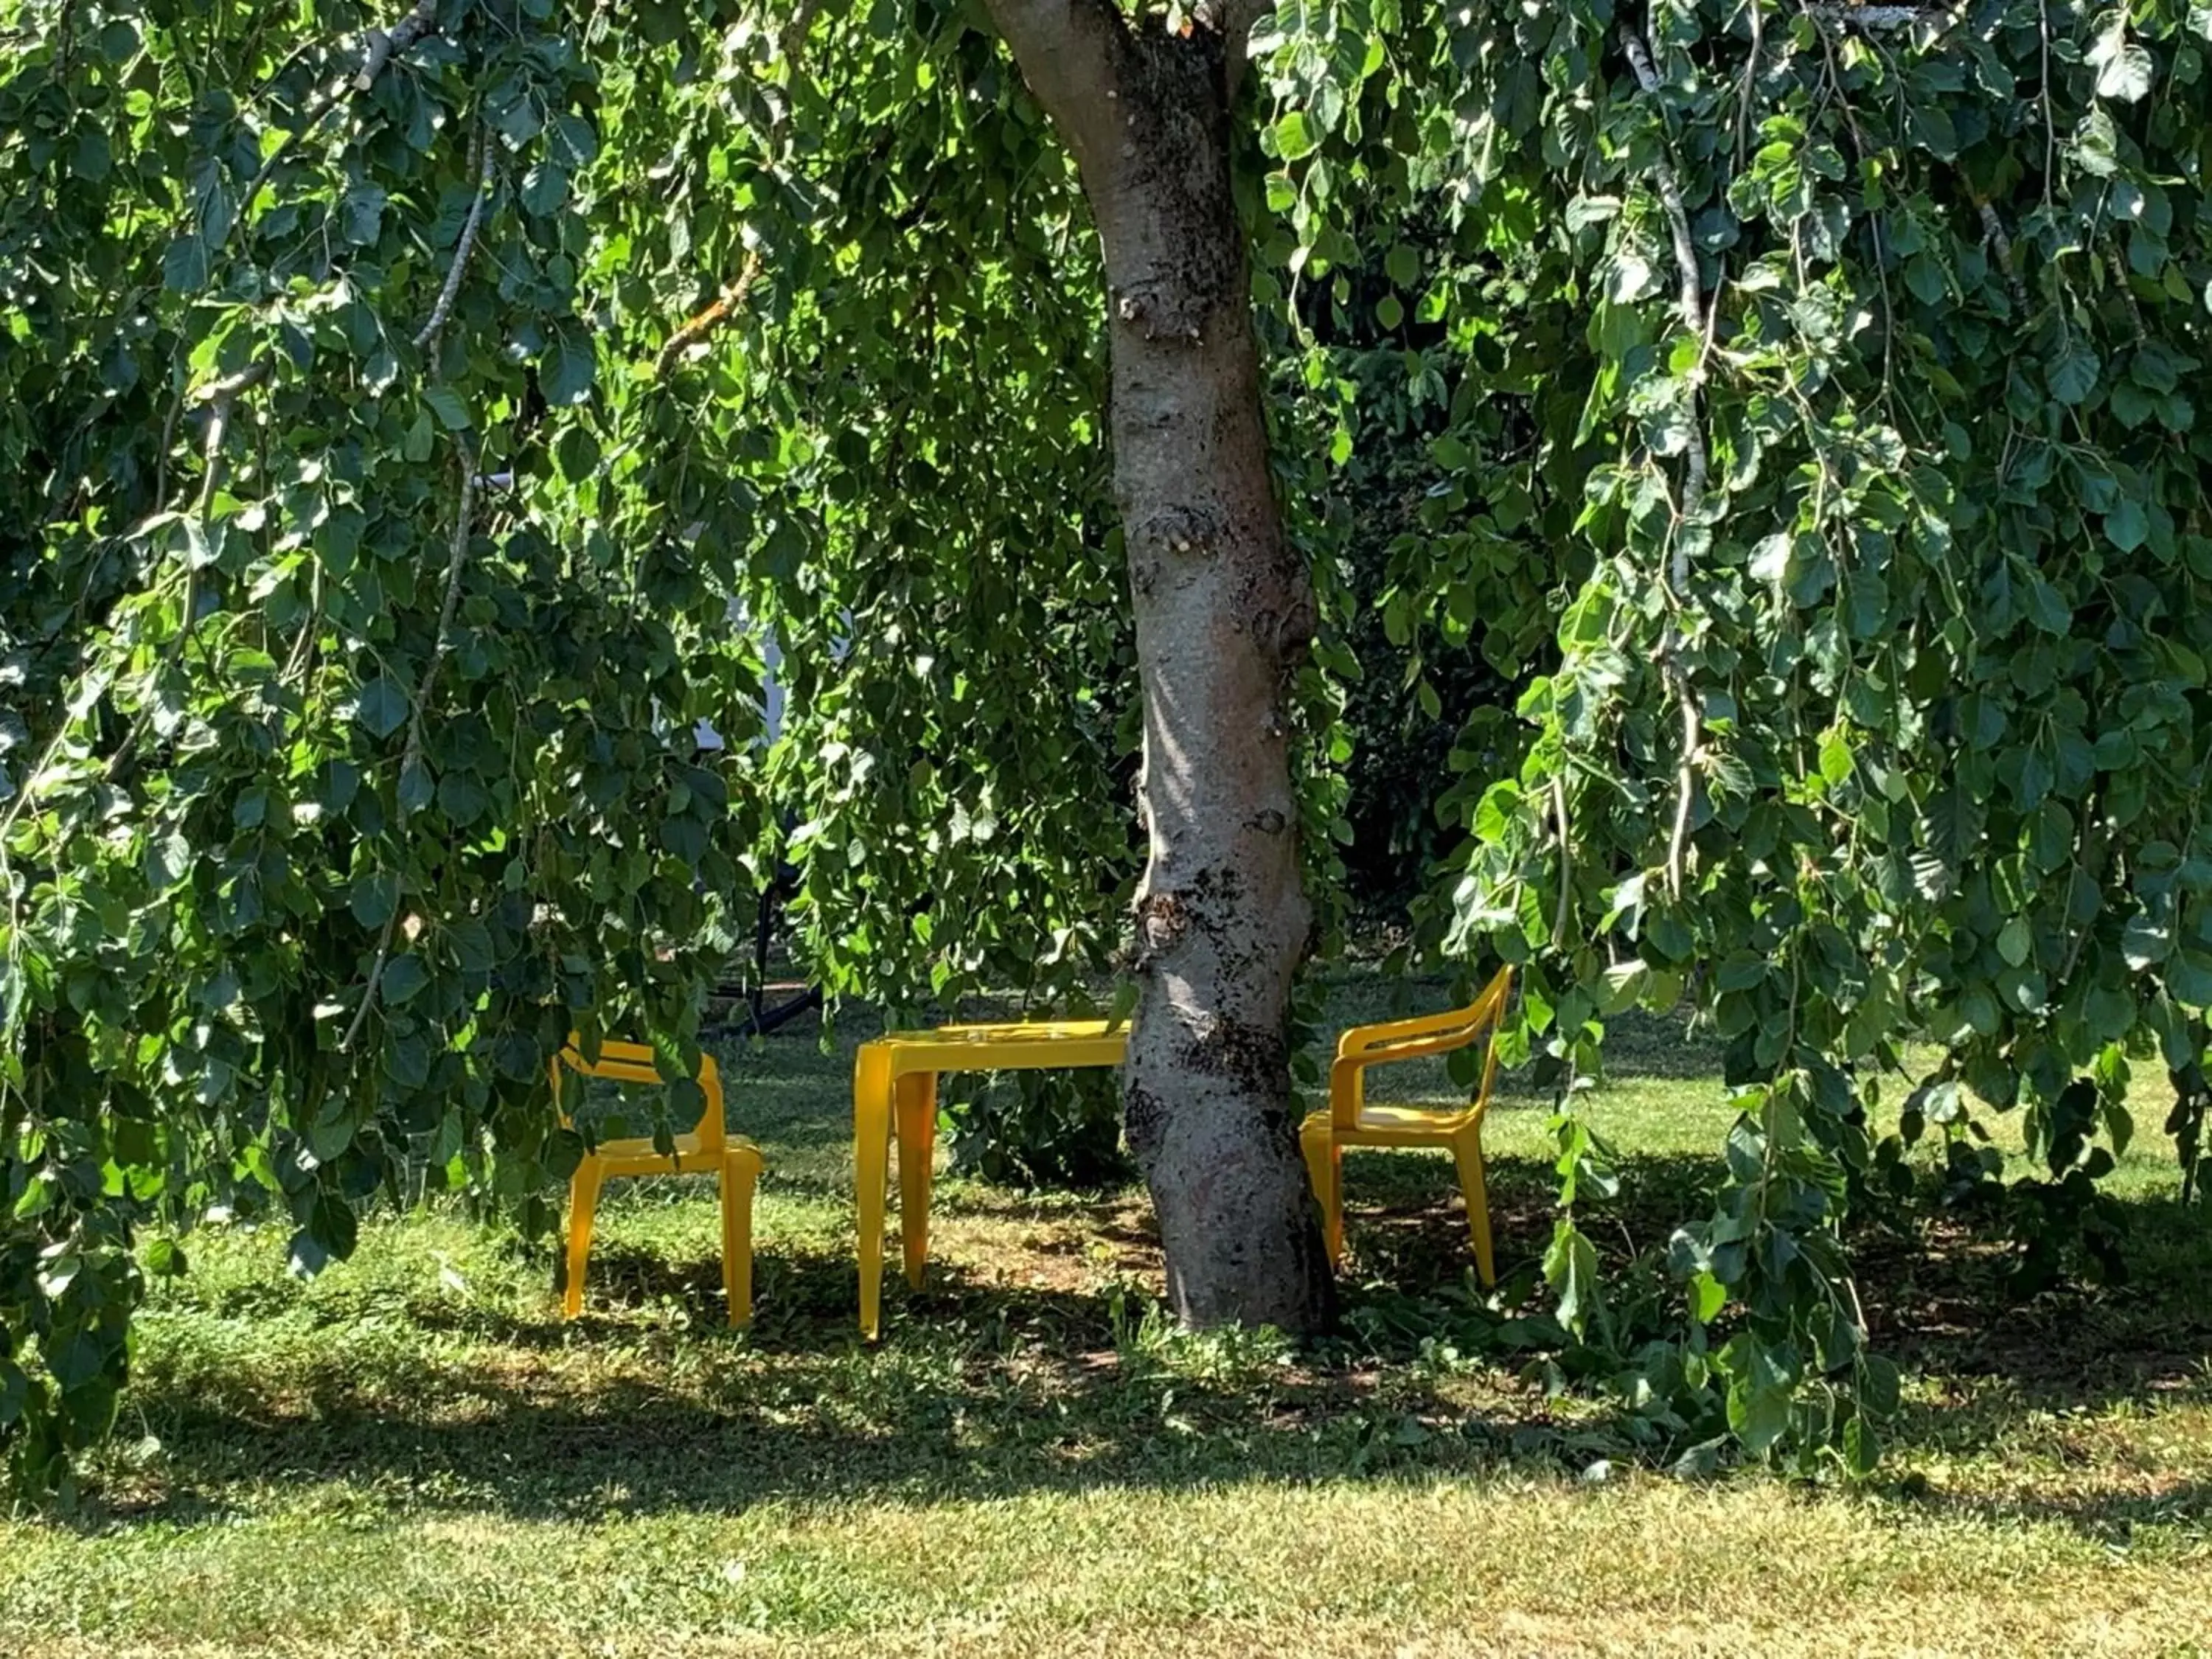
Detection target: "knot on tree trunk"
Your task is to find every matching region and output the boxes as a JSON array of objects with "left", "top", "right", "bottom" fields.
[
  {"left": 1132, "top": 888, "right": 1194, "bottom": 967},
  {"left": 1130, "top": 866, "right": 1244, "bottom": 970},
  {"left": 1113, "top": 282, "right": 1209, "bottom": 344},
  {"left": 1135, "top": 504, "right": 1220, "bottom": 556}
]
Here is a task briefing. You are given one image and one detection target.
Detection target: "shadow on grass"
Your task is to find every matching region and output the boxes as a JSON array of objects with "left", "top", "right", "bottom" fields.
[
  {"left": 95, "top": 1146, "right": 2211, "bottom": 1538},
  {"left": 108, "top": 1241, "right": 1572, "bottom": 1531}
]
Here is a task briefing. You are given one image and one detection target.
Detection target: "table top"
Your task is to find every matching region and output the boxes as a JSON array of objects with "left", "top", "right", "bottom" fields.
[{"left": 863, "top": 1019, "right": 1128, "bottom": 1068}]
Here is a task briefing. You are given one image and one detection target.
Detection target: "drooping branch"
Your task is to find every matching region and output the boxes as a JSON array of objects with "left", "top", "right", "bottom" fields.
[
  {"left": 339, "top": 438, "right": 479, "bottom": 1056},
  {"left": 1619, "top": 15, "right": 1711, "bottom": 902},
  {"left": 1618, "top": 19, "right": 1710, "bottom": 523},
  {"left": 413, "top": 125, "right": 495, "bottom": 354}
]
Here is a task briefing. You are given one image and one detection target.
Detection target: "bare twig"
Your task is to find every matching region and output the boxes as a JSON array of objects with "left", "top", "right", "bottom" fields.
[
  {"left": 1666, "top": 678, "right": 1702, "bottom": 900},
  {"left": 1738, "top": 1, "right": 1763, "bottom": 170},
  {"left": 413, "top": 126, "right": 494, "bottom": 354},
  {"left": 2038, "top": 0, "right": 2057, "bottom": 211},
  {"left": 339, "top": 439, "right": 479, "bottom": 1055}
]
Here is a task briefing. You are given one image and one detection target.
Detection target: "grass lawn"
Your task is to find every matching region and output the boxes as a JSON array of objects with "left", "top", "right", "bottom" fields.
[{"left": 4, "top": 970, "right": 2209, "bottom": 1658}]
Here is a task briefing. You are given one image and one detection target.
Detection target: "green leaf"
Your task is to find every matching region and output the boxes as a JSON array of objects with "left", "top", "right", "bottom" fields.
[
  {"left": 2096, "top": 42, "right": 2155, "bottom": 103},
  {"left": 143, "top": 832, "right": 192, "bottom": 892},
  {"left": 380, "top": 953, "right": 431, "bottom": 1005},
  {"left": 355, "top": 677, "right": 409, "bottom": 739},
  {"left": 543, "top": 326, "right": 597, "bottom": 406},
  {"left": 521, "top": 162, "right": 569, "bottom": 218},
  {"left": 343, "top": 182, "right": 388, "bottom": 246},
  {"left": 2104, "top": 498, "right": 2149, "bottom": 553},
  {"left": 144, "top": 1237, "right": 189, "bottom": 1279},
  {"left": 1728, "top": 1376, "right": 1792, "bottom": 1455},
  {"left": 1843, "top": 1416, "right": 1881, "bottom": 1475},
  {"left": 2047, "top": 341, "right": 2101, "bottom": 406},
  {"left": 349, "top": 871, "right": 399, "bottom": 930},
  {"left": 1688, "top": 1270, "right": 1726, "bottom": 1324},
  {"left": 423, "top": 385, "right": 473, "bottom": 431},
  {"left": 438, "top": 768, "right": 490, "bottom": 826},
  {"left": 1543, "top": 1220, "right": 1601, "bottom": 1338},
  {"left": 162, "top": 235, "right": 211, "bottom": 293},
  {"left": 2123, "top": 914, "right": 2173, "bottom": 970},
  {"left": 1273, "top": 111, "right": 1318, "bottom": 161}
]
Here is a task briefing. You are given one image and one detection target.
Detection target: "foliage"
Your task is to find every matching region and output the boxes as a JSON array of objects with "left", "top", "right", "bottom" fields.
[
  {"left": 943, "top": 1066, "right": 1134, "bottom": 1190},
  {"left": 0, "top": 0, "right": 1162, "bottom": 1495},
  {"left": 0, "top": 0, "right": 803, "bottom": 1495},
  {"left": 11, "top": 0, "right": 2212, "bottom": 1497},
  {"left": 1257, "top": 0, "right": 2212, "bottom": 1470}
]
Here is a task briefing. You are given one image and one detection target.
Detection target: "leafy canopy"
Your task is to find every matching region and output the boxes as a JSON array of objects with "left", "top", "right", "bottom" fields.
[{"left": 6, "top": 0, "right": 2212, "bottom": 1495}]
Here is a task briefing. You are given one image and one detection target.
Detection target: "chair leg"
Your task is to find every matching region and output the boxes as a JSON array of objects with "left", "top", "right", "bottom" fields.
[
  {"left": 1300, "top": 1119, "right": 1344, "bottom": 1265},
  {"left": 563, "top": 1159, "right": 602, "bottom": 1319},
  {"left": 1452, "top": 1127, "right": 1496, "bottom": 1287},
  {"left": 721, "top": 1147, "right": 761, "bottom": 1328},
  {"left": 895, "top": 1071, "right": 938, "bottom": 1291},
  {"left": 855, "top": 1046, "right": 893, "bottom": 1340}
]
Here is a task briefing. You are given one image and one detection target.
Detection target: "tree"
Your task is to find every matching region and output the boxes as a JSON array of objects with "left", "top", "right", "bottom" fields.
[
  {"left": 977, "top": 0, "right": 1332, "bottom": 1329},
  {"left": 9, "top": 0, "right": 2212, "bottom": 1498}
]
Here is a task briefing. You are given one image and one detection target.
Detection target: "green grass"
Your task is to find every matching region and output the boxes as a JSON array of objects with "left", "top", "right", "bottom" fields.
[{"left": 4, "top": 970, "right": 2211, "bottom": 1658}]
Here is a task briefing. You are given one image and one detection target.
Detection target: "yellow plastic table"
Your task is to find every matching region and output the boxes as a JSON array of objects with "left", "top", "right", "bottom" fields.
[{"left": 855, "top": 1018, "right": 1126, "bottom": 1338}]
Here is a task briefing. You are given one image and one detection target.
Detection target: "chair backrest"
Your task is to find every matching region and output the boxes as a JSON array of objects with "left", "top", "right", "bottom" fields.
[
  {"left": 1331, "top": 965, "right": 1515, "bottom": 1127},
  {"left": 549, "top": 1037, "right": 726, "bottom": 1157}
]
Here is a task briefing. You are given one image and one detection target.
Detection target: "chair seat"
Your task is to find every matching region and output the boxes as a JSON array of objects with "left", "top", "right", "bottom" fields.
[{"left": 1302, "top": 1103, "right": 1476, "bottom": 1143}]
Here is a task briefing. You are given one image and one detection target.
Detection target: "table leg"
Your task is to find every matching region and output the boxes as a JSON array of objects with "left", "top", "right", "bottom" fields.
[
  {"left": 896, "top": 1071, "right": 939, "bottom": 1290},
  {"left": 855, "top": 1044, "right": 894, "bottom": 1339}
]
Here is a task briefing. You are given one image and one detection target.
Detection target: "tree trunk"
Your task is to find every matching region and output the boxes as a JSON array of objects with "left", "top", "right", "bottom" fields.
[{"left": 981, "top": 0, "right": 1334, "bottom": 1332}]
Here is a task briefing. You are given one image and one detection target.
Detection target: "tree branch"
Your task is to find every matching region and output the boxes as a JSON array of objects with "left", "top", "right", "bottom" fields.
[
  {"left": 413, "top": 125, "right": 494, "bottom": 354},
  {"left": 1619, "top": 14, "right": 1710, "bottom": 901},
  {"left": 242, "top": 0, "right": 441, "bottom": 221},
  {"left": 1804, "top": 4, "right": 1951, "bottom": 29},
  {"left": 1976, "top": 199, "right": 2029, "bottom": 313},
  {"left": 354, "top": 0, "right": 440, "bottom": 90},
  {"left": 654, "top": 250, "right": 765, "bottom": 377},
  {"left": 1617, "top": 21, "right": 1709, "bottom": 524},
  {"left": 977, "top": 0, "right": 1132, "bottom": 170},
  {"left": 339, "top": 437, "right": 479, "bottom": 1055}
]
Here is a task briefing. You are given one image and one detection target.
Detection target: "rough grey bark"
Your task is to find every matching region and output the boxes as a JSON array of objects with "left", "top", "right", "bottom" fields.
[{"left": 982, "top": 0, "right": 1334, "bottom": 1332}]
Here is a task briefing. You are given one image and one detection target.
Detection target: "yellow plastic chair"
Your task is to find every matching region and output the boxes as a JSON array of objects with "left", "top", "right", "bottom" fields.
[
  {"left": 549, "top": 1036, "right": 765, "bottom": 1326},
  {"left": 1299, "top": 965, "right": 1515, "bottom": 1284}
]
